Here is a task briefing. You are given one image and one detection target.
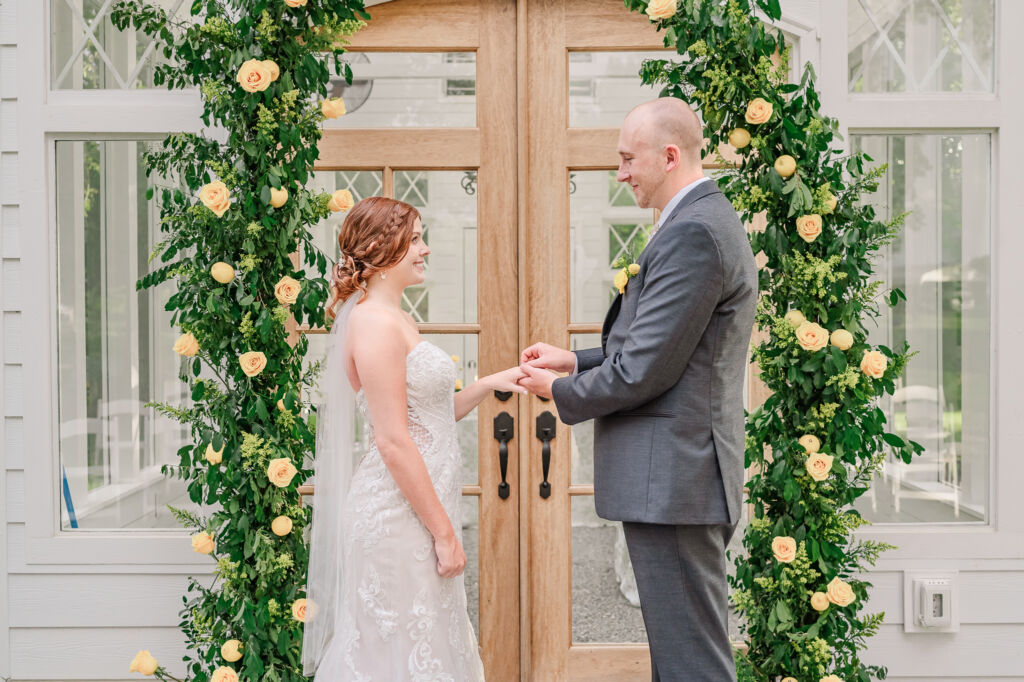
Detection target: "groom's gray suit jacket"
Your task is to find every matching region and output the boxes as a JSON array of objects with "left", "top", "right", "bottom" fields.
[{"left": 552, "top": 182, "right": 757, "bottom": 525}]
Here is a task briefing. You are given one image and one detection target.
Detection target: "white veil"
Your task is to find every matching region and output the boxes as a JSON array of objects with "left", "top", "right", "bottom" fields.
[{"left": 302, "top": 293, "right": 360, "bottom": 676}]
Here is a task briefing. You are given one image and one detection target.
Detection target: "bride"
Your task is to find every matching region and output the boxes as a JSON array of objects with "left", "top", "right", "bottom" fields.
[{"left": 303, "top": 196, "right": 525, "bottom": 680}]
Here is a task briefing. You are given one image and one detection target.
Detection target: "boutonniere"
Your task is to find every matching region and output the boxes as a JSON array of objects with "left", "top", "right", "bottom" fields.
[{"left": 612, "top": 263, "right": 641, "bottom": 294}]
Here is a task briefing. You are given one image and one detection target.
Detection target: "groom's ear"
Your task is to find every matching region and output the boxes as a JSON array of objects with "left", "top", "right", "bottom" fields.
[{"left": 664, "top": 144, "right": 681, "bottom": 172}]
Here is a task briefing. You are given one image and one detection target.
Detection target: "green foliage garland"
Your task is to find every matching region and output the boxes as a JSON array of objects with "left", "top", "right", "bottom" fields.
[
  {"left": 112, "top": 1, "right": 367, "bottom": 680},
  {"left": 624, "top": 1, "right": 923, "bottom": 680}
]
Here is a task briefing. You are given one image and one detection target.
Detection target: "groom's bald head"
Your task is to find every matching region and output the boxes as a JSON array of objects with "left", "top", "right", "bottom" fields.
[
  {"left": 616, "top": 98, "right": 706, "bottom": 210},
  {"left": 625, "top": 98, "right": 704, "bottom": 168}
]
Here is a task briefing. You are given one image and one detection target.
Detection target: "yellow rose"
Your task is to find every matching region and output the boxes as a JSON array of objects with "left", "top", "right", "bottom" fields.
[
  {"left": 321, "top": 97, "right": 347, "bottom": 119},
  {"left": 628, "top": 263, "right": 641, "bottom": 275},
  {"left": 173, "top": 333, "right": 199, "bottom": 357},
  {"left": 860, "top": 350, "right": 887, "bottom": 379},
  {"left": 238, "top": 351, "right": 267, "bottom": 378},
  {"left": 269, "top": 187, "right": 289, "bottom": 208},
  {"left": 728, "top": 128, "right": 751, "bottom": 149},
  {"left": 821, "top": 676, "right": 843, "bottom": 682},
  {"left": 830, "top": 329, "right": 853, "bottom": 351},
  {"left": 267, "top": 457, "right": 298, "bottom": 488},
  {"left": 799, "top": 434, "right": 820, "bottom": 454},
  {"left": 451, "top": 355, "right": 460, "bottom": 363},
  {"left": 810, "top": 591, "right": 829, "bottom": 612},
  {"left": 455, "top": 379, "right": 464, "bottom": 391},
  {"left": 784, "top": 310, "right": 805, "bottom": 327},
  {"left": 773, "top": 154, "right": 797, "bottom": 178},
  {"left": 826, "top": 576, "right": 856, "bottom": 607},
  {"left": 271, "top": 515, "right": 293, "bottom": 536},
  {"left": 805, "top": 452, "right": 834, "bottom": 482},
  {"left": 277, "top": 399, "right": 286, "bottom": 411},
  {"left": 211, "top": 262, "right": 235, "bottom": 284},
  {"left": 274, "top": 276, "right": 302, "bottom": 305},
  {"left": 199, "top": 181, "right": 231, "bottom": 217},
  {"left": 211, "top": 667, "right": 240, "bottom": 682},
  {"left": 284, "top": 0, "right": 307, "bottom": 6},
  {"left": 129, "top": 650, "right": 159, "bottom": 675},
  {"left": 262, "top": 59, "right": 280, "bottom": 82},
  {"left": 645, "top": 0, "right": 678, "bottom": 20},
  {"left": 292, "top": 598, "right": 307, "bottom": 622},
  {"left": 795, "top": 321, "right": 829, "bottom": 352},
  {"left": 205, "top": 443, "right": 224, "bottom": 465},
  {"left": 796, "top": 214, "right": 823, "bottom": 243},
  {"left": 744, "top": 97, "right": 773, "bottom": 125},
  {"left": 771, "top": 536, "right": 797, "bottom": 563},
  {"left": 781, "top": 678, "right": 797, "bottom": 682},
  {"left": 236, "top": 58, "right": 273, "bottom": 93},
  {"left": 328, "top": 188, "right": 354, "bottom": 212},
  {"left": 191, "top": 531, "right": 215, "bottom": 555},
  {"left": 613, "top": 268, "right": 629, "bottom": 294},
  {"left": 221, "top": 639, "right": 242, "bottom": 662}
]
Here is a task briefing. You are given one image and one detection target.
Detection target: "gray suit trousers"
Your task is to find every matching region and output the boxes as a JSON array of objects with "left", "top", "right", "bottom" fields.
[{"left": 622, "top": 522, "right": 737, "bottom": 682}]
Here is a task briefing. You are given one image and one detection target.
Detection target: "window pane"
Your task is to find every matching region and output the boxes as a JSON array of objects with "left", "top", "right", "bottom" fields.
[
  {"left": 325, "top": 52, "right": 476, "bottom": 128},
  {"left": 569, "top": 170, "right": 657, "bottom": 323},
  {"left": 50, "top": 0, "right": 186, "bottom": 90},
  {"left": 568, "top": 51, "right": 670, "bottom": 127},
  {"left": 848, "top": 0, "right": 995, "bottom": 93},
  {"left": 56, "top": 140, "right": 191, "bottom": 529},
  {"left": 852, "top": 133, "right": 991, "bottom": 523}
]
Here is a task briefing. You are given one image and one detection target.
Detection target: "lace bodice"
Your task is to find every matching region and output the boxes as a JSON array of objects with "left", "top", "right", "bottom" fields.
[{"left": 317, "top": 340, "right": 484, "bottom": 681}]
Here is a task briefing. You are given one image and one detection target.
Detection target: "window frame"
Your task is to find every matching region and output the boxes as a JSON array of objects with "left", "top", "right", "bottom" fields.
[
  {"left": 817, "top": 0, "right": 1024, "bottom": 560},
  {"left": 20, "top": 1, "right": 209, "bottom": 566}
]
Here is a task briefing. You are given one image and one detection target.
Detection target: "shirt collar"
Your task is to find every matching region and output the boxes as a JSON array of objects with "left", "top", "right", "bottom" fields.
[{"left": 657, "top": 176, "right": 711, "bottom": 229}]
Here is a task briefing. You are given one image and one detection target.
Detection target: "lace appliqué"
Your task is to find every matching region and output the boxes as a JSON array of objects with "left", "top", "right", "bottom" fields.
[
  {"left": 408, "top": 587, "right": 456, "bottom": 682},
  {"left": 359, "top": 567, "right": 399, "bottom": 641}
]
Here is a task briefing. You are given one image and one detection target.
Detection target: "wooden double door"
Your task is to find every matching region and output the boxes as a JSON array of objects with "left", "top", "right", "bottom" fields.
[{"left": 312, "top": 1, "right": 671, "bottom": 678}]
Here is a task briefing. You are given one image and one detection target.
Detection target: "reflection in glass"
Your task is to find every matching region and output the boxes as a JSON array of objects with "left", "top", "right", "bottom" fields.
[
  {"left": 462, "top": 495, "right": 480, "bottom": 637},
  {"left": 852, "top": 133, "right": 990, "bottom": 523},
  {"left": 56, "top": 140, "right": 190, "bottom": 529},
  {"left": 569, "top": 334, "right": 602, "bottom": 486},
  {"left": 50, "top": 0, "right": 185, "bottom": 89},
  {"left": 325, "top": 52, "right": 476, "bottom": 128},
  {"left": 572, "top": 495, "right": 646, "bottom": 643},
  {"left": 570, "top": 171, "right": 655, "bottom": 323},
  {"left": 568, "top": 51, "right": 671, "bottom": 127},
  {"left": 848, "top": 0, "right": 995, "bottom": 93}
]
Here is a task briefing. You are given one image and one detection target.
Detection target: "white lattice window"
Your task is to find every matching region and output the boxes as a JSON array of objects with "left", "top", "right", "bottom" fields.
[{"left": 50, "top": 0, "right": 187, "bottom": 90}]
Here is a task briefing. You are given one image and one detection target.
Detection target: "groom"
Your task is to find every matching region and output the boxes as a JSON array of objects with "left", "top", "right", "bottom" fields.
[{"left": 519, "top": 98, "right": 757, "bottom": 681}]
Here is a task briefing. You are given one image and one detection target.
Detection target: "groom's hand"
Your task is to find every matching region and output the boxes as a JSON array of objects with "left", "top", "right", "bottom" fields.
[
  {"left": 521, "top": 342, "right": 575, "bottom": 373},
  {"left": 518, "top": 363, "right": 557, "bottom": 400}
]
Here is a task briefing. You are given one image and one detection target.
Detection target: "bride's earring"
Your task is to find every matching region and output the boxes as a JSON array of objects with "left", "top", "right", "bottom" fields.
[{"left": 380, "top": 271, "right": 387, "bottom": 280}]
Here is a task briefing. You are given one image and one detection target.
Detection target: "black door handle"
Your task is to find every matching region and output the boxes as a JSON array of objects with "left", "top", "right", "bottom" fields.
[
  {"left": 536, "top": 411, "right": 556, "bottom": 499},
  {"left": 493, "top": 411, "right": 513, "bottom": 500}
]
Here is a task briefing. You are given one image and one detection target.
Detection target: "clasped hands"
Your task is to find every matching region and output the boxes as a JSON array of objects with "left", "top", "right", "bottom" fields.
[{"left": 485, "top": 342, "right": 571, "bottom": 400}]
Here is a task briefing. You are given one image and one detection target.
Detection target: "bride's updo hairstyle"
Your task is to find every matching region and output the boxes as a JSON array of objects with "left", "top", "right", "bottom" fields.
[{"left": 327, "top": 196, "right": 421, "bottom": 318}]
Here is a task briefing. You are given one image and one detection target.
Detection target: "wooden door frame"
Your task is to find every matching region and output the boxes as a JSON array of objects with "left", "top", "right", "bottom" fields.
[{"left": 309, "top": 1, "right": 521, "bottom": 679}]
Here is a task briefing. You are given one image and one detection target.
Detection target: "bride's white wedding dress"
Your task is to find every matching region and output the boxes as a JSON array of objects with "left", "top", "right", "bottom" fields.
[{"left": 315, "top": 340, "right": 485, "bottom": 681}]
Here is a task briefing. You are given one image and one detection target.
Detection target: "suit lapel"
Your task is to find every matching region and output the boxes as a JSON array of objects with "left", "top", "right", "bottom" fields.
[{"left": 601, "top": 292, "right": 623, "bottom": 350}]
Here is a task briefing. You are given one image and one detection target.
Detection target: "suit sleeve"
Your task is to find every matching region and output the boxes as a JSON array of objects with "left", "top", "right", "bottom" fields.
[
  {"left": 551, "top": 221, "right": 723, "bottom": 425},
  {"left": 574, "top": 347, "right": 605, "bottom": 373}
]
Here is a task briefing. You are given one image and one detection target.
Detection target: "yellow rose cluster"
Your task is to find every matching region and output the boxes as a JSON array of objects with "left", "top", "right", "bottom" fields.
[
  {"left": 745, "top": 97, "right": 773, "bottom": 125},
  {"left": 613, "top": 263, "right": 641, "bottom": 294},
  {"left": 274, "top": 276, "right": 302, "bottom": 306},
  {"left": 860, "top": 349, "right": 887, "bottom": 378},
  {"left": 239, "top": 351, "right": 267, "bottom": 378},
  {"left": 236, "top": 58, "right": 279, "bottom": 93},
  {"left": 800, "top": 433, "right": 833, "bottom": 482},
  {"left": 796, "top": 214, "right": 823, "bottom": 243},
  {"left": 267, "top": 457, "right": 298, "bottom": 488},
  {"left": 771, "top": 535, "right": 796, "bottom": 563}
]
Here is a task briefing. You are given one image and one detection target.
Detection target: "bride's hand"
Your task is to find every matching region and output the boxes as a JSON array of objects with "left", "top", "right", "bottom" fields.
[
  {"left": 434, "top": 533, "right": 467, "bottom": 578},
  {"left": 484, "top": 366, "right": 529, "bottom": 395}
]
